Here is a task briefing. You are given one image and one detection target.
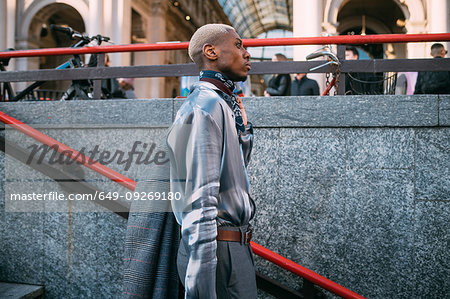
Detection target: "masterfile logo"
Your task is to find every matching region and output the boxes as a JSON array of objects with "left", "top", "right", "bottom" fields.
[{"left": 25, "top": 141, "right": 169, "bottom": 171}]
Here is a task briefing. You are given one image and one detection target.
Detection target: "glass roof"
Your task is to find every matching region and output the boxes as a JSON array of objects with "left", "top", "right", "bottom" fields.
[
  {"left": 247, "top": 29, "right": 293, "bottom": 61},
  {"left": 217, "top": 0, "right": 292, "bottom": 38}
]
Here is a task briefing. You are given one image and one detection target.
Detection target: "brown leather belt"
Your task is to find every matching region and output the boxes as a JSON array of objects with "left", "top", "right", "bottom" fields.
[{"left": 216, "top": 226, "right": 252, "bottom": 245}]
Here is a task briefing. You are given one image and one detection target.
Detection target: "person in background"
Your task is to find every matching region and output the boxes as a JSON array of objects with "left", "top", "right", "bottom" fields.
[
  {"left": 264, "top": 53, "right": 291, "bottom": 96},
  {"left": 345, "top": 46, "right": 383, "bottom": 95},
  {"left": 119, "top": 78, "right": 137, "bottom": 99},
  {"left": 345, "top": 46, "right": 359, "bottom": 60},
  {"left": 414, "top": 43, "right": 450, "bottom": 94},
  {"left": 344, "top": 46, "right": 359, "bottom": 94},
  {"left": 290, "top": 73, "right": 320, "bottom": 96}
]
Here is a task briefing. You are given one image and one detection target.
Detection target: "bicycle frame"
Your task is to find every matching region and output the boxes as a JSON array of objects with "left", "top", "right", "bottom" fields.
[
  {"left": 322, "top": 77, "right": 337, "bottom": 96},
  {"left": 1, "top": 25, "right": 109, "bottom": 102},
  {"left": 306, "top": 45, "right": 341, "bottom": 96},
  {"left": 12, "top": 61, "right": 75, "bottom": 101}
]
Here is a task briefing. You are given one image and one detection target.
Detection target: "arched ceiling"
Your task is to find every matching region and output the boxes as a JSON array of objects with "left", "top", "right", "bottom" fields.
[
  {"left": 217, "top": 0, "right": 293, "bottom": 38},
  {"left": 338, "top": 0, "right": 406, "bottom": 34}
]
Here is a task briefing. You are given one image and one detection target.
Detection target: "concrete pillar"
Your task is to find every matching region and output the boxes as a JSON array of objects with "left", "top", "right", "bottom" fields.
[
  {"left": 6, "top": 0, "right": 15, "bottom": 52},
  {"left": 448, "top": 0, "right": 450, "bottom": 54},
  {"left": 111, "top": 0, "right": 132, "bottom": 66},
  {"left": 143, "top": 2, "right": 167, "bottom": 98},
  {"left": 88, "top": 0, "right": 104, "bottom": 36},
  {"left": 0, "top": 0, "right": 18, "bottom": 90},
  {"left": 103, "top": 0, "right": 113, "bottom": 39},
  {"left": 293, "top": 0, "right": 325, "bottom": 93},
  {"left": 405, "top": 21, "right": 428, "bottom": 58},
  {"left": 5, "top": 0, "right": 19, "bottom": 89},
  {"left": 1, "top": 0, "right": 16, "bottom": 69},
  {"left": 428, "top": 0, "right": 449, "bottom": 54},
  {"left": 0, "top": 1, "right": 8, "bottom": 51},
  {"left": 87, "top": 0, "right": 104, "bottom": 65},
  {"left": 403, "top": 0, "right": 427, "bottom": 58}
]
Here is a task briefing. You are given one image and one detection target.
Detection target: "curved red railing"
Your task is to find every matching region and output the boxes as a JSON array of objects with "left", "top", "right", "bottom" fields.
[
  {"left": 251, "top": 242, "right": 364, "bottom": 299},
  {"left": 0, "top": 109, "right": 365, "bottom": 298},
  {"left": 0, "top": 111, "right": 136, "bottom": 191},
  {"left": 0, "top": 33, "right": 449, "bottom": 58}
]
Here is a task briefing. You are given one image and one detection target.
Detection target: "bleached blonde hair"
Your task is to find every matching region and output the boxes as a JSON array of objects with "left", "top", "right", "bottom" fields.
[{"left": 188, "top": 24, "right": 235, "bottom": 66}]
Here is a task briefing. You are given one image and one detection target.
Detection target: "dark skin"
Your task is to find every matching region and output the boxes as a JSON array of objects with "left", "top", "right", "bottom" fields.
[{"left": 200, "top": 29, "right": 251, "bottom": 82}]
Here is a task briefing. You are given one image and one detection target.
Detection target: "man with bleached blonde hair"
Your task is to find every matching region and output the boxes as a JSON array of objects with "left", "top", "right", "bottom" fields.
[
  {"left": 188, "top": 24, "right": 234, "bottom": 65},
  {"left": 167, "top": 24, "right": 257, "bottom": 298}
]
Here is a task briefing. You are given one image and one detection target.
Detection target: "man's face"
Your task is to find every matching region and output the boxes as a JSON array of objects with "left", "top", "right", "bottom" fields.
[
  {"left": 296, "top": 73, "right": 306, "bottom": 80},
  {"left": 345, "top": 50, "right": 358, "bottom": 60},
  {"left": 431, "top": 46, "right": 448, "bottom": 58},
  {"left": 437, "top": 47, "right": 448, "bottom": 58},
  {"left": 215, "top": 30, "right": 251, "bottom": 82}
]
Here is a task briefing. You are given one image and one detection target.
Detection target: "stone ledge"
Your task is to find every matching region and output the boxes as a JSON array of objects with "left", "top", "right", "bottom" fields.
[
  {"left": 0, "top": 95, "right": 444, "bottom": 128},
  {"left": 0, "top": 282, "right": 44, "bottom": 298},
  {"left": 243, "top": 95, "right": 438, "bottom": 127},
  {"left": 0, "top": 99, "right": 173, "bottom": 126}
]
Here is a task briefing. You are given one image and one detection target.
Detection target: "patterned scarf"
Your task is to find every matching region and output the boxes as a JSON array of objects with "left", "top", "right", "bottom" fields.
[{"left": 199, "top": 70, "right": 245, "bottom": 134}]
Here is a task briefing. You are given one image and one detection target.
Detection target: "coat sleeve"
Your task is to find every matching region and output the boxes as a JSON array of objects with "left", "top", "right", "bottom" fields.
[
  {"left": 172, "top": 108, "right": 223, "bottom": 299},
  {"left": 311, "top": 80, "right": 320, "bottom": 95},
  {"left": 290, "top": 80, "right": 298, "bottom": 96},
  {"left": 266, "top": 75, "right": 290, "bottom": 96}
]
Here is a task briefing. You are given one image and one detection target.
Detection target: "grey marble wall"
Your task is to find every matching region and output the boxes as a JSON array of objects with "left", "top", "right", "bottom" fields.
[{"left": 0, "top": 95, "right": 448, "bottom": 299}]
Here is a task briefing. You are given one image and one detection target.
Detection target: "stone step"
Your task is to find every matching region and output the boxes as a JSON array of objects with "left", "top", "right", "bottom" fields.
[{"left": 0, "top": 282, "right": 44, "bottom": 299}]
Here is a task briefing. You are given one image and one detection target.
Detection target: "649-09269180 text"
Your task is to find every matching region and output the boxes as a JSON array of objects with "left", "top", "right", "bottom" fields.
[{"left": 9, "top": 191, "right": 182, "bottom": 201}]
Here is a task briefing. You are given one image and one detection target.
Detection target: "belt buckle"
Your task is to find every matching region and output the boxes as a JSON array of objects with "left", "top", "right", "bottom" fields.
[{"left": 243, "top": 227, "right": 252, "bottom": 245}]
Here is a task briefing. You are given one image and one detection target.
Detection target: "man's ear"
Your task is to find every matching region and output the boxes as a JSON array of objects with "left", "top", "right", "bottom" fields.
[{"left": 203, "top": 44, "right": 218, "bottom": 61}]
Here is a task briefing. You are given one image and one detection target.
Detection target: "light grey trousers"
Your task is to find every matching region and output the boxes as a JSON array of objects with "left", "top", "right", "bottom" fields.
[{"left": 177, "top": 234, "right": 258, "bottom": 299}]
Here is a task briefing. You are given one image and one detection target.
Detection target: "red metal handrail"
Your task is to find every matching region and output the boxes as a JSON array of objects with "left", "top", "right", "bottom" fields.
[
  {"left": 0, "top": 109, "right": 365, "bottom": 298},
  {"left": 0, "top": 111, "right": 136, "bottom": 191},
  {"left": 0, "top": 33, "right": 449, "bottom": 58},
  {"left": 251, "top": 242, "right": 365, "bottom": 299}
]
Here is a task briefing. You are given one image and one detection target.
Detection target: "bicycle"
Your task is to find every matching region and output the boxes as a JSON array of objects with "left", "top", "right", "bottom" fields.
[
  {"left": 306, "top": 45, "right": 341, "bottom": 96},
  {"left": 0, "top": 25, "right": 110, "bottom": 101}
]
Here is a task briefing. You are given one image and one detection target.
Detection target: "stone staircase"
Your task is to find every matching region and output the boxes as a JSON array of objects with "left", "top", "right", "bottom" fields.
[{"left": 0, "top": 282, "right": 44, "bottom": 299}]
